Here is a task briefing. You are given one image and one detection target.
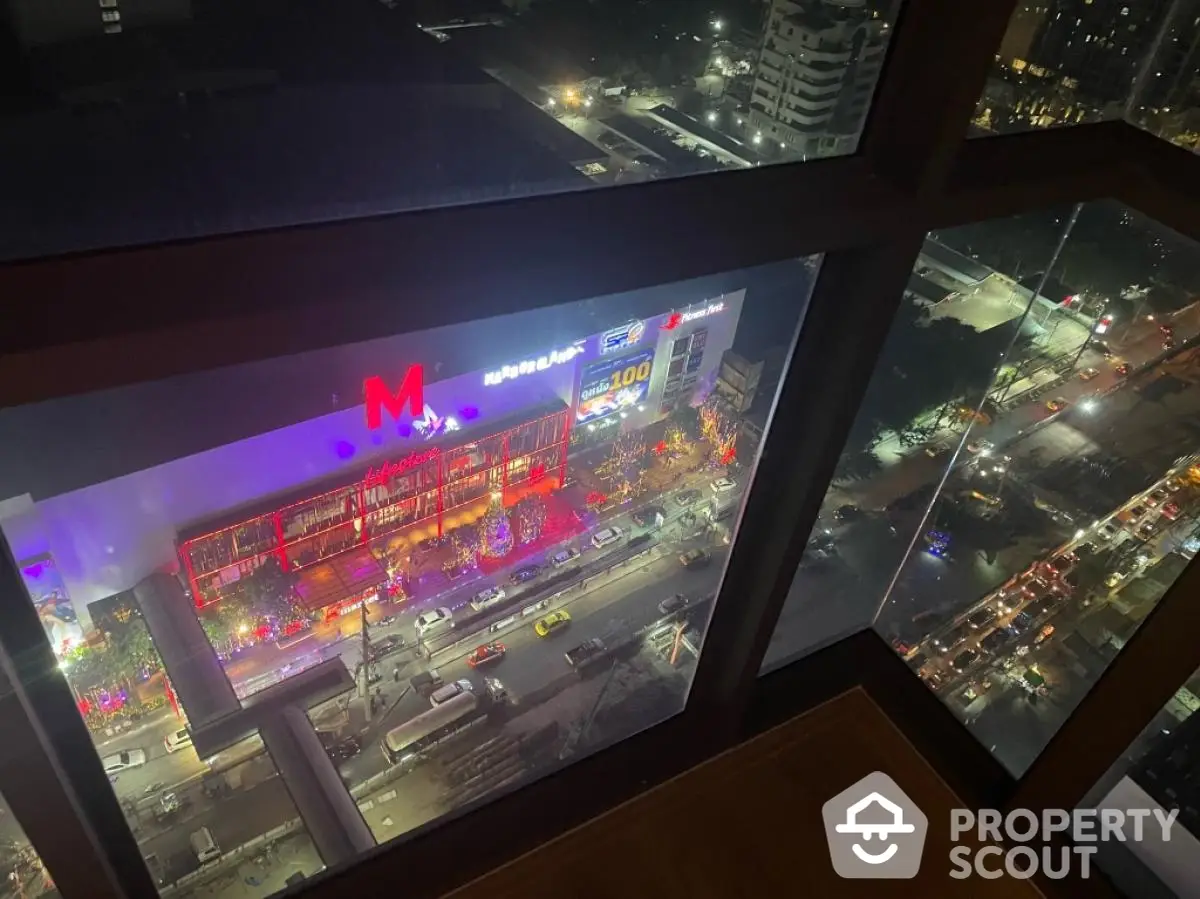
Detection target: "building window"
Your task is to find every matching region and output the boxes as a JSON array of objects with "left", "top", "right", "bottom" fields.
[{"left": 101, "top": 9, "right": 120, "bottom": 22}]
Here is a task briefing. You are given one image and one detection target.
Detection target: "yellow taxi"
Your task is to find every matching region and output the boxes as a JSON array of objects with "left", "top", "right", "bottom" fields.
[{"left": 534, "top": 610, "right": 571, "bottom": 638}]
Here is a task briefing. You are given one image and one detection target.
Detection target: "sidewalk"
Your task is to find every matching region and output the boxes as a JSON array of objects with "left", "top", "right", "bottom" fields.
[{"left": 170, "top": 833, "right": 322, "bottom": 899}]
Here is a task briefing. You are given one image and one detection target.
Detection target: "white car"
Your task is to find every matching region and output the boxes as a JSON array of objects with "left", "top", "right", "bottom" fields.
[
  {"left": 470, "top": 586, "right": 506, "bottom": 611},
  {"left": 1096, "top": 522, "right": 1119, "bottom": 542},
  {"left": 966, "top": 439, "right": 994, "bottom": 455},
  {"left": 549, "top": 548, "right": 580, "bottom": 567},
  {"left": 710, "top": 477, "right": 737, "bottom": 494},
  {"left": 429, "top": 678, "right": 475, "bottom": 707},
  {"left": 591, "top": 526, "right": 624, "bottom": 549},
  {"left": 102, "top": 749, "right": 147, "bottom": 774},
  {"left": 164, "top": 728, "right": 193, "bottom": 754},
  {"left": 414, "top": 607, "right": 453, "bottom": 639}
]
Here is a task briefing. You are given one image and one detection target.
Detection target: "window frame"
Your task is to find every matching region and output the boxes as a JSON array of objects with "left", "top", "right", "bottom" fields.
[{"left": 3, "top": 0, "right": 1200, "bottom": 895}]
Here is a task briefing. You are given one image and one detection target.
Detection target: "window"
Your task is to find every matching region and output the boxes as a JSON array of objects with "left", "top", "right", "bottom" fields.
[
  {"left": 762, "top": 201, "right": 1200, "bottom": 775},
  {"left": 0, "top": 0, "right": 900, "bottom": 261},
  {"left": 0, "top": 258, "right": 814, "bottom": 878},
  {"left": 0, "top": 793, "right": 54, "bottom": 897},
  {"left": 1081, "top": 661, "right": 1200, "bottom": 897},
  {"left": 975, "top": 0, "right": 1200, "bottom": 148}
]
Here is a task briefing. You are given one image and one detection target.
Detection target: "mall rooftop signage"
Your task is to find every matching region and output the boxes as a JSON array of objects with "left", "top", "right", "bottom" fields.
[{"left": 364, "top": 365, "right": 425, "bottom": 430}]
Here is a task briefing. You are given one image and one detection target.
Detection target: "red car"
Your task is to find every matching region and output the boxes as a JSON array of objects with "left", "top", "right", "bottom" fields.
[
  {"left": 1161, "top": 502, "right": 1181, "bottom": 521},
  {"left": 466, "top": 642, "right": 506, "bottom": 668},
  {"left": 1114, "top": 362, "right": 1132, "bottom": 376}
]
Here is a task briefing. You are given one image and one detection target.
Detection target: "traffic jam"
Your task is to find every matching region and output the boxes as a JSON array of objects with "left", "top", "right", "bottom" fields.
[{"left": 905, "top": 461, "right": 1200, "bottom": 704}]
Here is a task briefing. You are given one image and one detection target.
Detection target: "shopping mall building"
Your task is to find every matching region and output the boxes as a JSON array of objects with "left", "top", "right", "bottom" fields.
[{"left": 1, "top": 292, "right": 745, "bottom": 642}]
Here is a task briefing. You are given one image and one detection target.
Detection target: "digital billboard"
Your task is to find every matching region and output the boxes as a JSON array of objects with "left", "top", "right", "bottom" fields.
[
  {"left": 19, "top": 552, "right": 85, "bottom": 656},
  {"left": 577, "top": 349, "right": 657, "bottom": 423}
]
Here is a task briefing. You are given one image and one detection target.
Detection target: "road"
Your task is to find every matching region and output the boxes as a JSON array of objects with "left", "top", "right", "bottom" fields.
[
  {"left": 125, "top": 473, "right": 733, "bottom": 880},
  {"left": 767, "top": 331, "right": 1200, "bottom": 772}
]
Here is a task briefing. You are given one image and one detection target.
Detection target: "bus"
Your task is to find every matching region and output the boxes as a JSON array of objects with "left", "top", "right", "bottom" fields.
[{"left": 381, "top": 692, "right": 486, "bottom": 766}]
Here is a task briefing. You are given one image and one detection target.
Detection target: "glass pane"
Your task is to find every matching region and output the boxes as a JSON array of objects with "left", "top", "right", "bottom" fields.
[
  {"left": 974, "top": 0, "right": 1200, "bottom": 149},
  {"left": 2, "top": 0, "right": 900, "bottom": 261},
  {"left": 0, "top": 258, "right": 814, "bottom": 871},
  {"left": 1083, "top": 663, "right": 1200, "bottom": 898},
  {"left": 762, "top": 199, "right": 1200, "bottom": 776},
  {"left": 0, "top": 792, "right": 55, "bottom": 898}
]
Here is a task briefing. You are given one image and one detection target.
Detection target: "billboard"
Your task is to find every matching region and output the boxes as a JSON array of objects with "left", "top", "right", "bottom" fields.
[
  {"left": 577, "top": 349, "right": 657, "bottom": 423},
  {"left": 19, "top": 552, "right": 85, "bottom": 656},
  {"left": 599, "top": 320, "right": 647, "bottom": 355}
]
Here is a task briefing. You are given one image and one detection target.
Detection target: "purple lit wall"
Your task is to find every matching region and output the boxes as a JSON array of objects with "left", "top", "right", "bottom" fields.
[{"left": 0, "top": 293, "right": 745, "bottom": 626}]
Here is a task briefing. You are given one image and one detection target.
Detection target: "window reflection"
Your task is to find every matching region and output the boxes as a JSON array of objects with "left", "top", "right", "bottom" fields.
[
  {"left": 0, "top": 793, "right": 54, "bottom": 898},
  {"left": 765, "top": 200, "right": 1200, "bottom": 776}
]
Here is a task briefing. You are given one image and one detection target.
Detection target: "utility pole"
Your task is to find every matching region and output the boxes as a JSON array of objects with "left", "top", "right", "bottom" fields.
[{"left": 358, "top": 602, "right": 371, "bottom": 714}]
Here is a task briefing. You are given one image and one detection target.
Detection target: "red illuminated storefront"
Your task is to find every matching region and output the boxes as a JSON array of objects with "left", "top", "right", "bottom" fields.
[{"left": 178, "top": 403, "right": 570, "bottom": 607}]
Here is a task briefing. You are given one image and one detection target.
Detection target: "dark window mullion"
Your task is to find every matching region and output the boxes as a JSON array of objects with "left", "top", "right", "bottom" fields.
[
  {"left": 0, "top": 541, "right": 159, "bottom": 899},
  {"left": 684, "top": 233, "right": 930, "bottom": 733}
]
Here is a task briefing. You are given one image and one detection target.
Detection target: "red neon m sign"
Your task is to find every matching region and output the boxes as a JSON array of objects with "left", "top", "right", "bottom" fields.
[{"left": 364, "top": 365, "right": 424, "bottom": 430}]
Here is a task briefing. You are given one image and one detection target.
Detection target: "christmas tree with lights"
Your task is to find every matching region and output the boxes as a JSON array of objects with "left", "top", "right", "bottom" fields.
[
  {"left": 699, "top": 398, "right": 739, "bottom": 467},
  {"left": 515, "top": 495, "right": 548, "bottom": 545},
  {"left": 479, "top": 492, "right": 514, "bottom": 559}
]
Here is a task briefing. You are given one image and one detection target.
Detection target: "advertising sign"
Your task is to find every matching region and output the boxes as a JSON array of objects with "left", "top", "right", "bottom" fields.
[
  {"left": 19, "top": 552, "right": 84, "bottom": 656},
  {"left": 577, "top": 349, "right": 656, "bottom": 423},
  {"left": 599, "top": 320, "right": 646, "bottom": 355}
]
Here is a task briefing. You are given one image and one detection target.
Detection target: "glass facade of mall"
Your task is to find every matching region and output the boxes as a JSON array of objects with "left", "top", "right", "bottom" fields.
[{"left": 4, "top": 1, "right": 1200, "bottom": 898}]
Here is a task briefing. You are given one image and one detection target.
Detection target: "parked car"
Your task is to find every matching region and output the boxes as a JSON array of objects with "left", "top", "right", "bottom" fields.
[
  {"left": 965, "top": 607, "right": 997, "bottom": 630},
  {"left": 710, "top": 477, "right": 737, "bottom": 494},
  {"left": 1078, "top": 367, "right": 1100, "bottom": 381},
  {"left": 471, "top": 586, "right": 507, "bottom": 611},
  {"left": 565, "top": 638, "right": 609, "bottom": 670},
  {"left": 833, "top": 504, "right": 863, "bottom": 522},
  {"left": 549, "top": 547, "right": 580, "bottom": 567},
  {"left": 414, "top": 607, "right": 453, "bottom": 639},
  {"left": 164, "top": 728, "right": 193, "bottom": 754},
  {"left": 950, "top": 650, "right": 980, "bottom": 674},
  {"left": 632, "top": 505, "right": 666, "bottom": 527},
  {"left": 980, "top": 628, "right": 1015, "bottom": 654},
  {"left": 508, "top": 565, "right": 540, "bottom": 585}
]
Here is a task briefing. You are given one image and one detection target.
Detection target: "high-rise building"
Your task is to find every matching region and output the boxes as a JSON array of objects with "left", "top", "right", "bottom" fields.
[{"left": 747, "top": 0, "right": 888, "bottom": 157}]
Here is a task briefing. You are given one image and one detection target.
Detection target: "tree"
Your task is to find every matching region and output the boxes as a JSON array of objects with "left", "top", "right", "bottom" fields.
[
  {"left": 243, "top": 557, "right": 298, "bottom": 624},
  {"left": 833, "top": 449, "right": 883, "bottom": 484}
]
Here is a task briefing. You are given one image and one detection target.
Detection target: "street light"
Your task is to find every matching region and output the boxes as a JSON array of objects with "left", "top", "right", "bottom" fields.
[
  {"left": 712, "top": 18, "right": 724, "bottom": 32},
  {"left": 706, "top": 111, "right": 717, "bottom": 123}
]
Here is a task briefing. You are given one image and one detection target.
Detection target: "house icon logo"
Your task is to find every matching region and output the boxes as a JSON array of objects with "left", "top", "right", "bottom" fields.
[{"left": 822, "top": 771, "right": 928, "bottom": 878}]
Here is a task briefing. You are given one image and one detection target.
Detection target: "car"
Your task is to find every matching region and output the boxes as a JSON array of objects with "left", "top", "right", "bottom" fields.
[
  {"left": 979, "top": 628, "right": 1015, "bottom": 654},
  {"left": 658, "top": 593, "right": 690, "bottom": 616},
  {"left": 1092, "top": 340, "right": 1113, "bottom": 358},
  {"left": 1164, "top": 337, "right": 1178, "bottom": 351},
  {"left": 471, "top": 586, "right": 507, "bottom": 611},
  {"left": 923, "top": 442, "right": 949, "bottom": 458},
  {"left": 1034, "top": 624, "right": 1056, "bottom": 645},
  {"left": 565, "top": 638, "right": 609, "bottom": 669},
  {"left": 548, "top": 548, "right": 580, "bottom": 567},
  {"left": 367, "top": 634, "right": 406, "bottom": 661},
  {"left": 833, "top": 504, "right": 863, "bottom": 522},
  {"left": 466, "top": 642, "right": 506, "bottom": 668},
  {"left": 1025, "top": 597, "right": 1057, "bottom": 620},
  {"left": 417, "top": 535, "right": 449, "bottom": 552},
  {"left": 102, "top": 749, "right": 147, "bottom": 774},
  {"left": 931, "top": 625, "right": 969, "bottom": 654},
  {"left": 922, "top": 673, "right": 945, "bottom": 692},
  {"left": 631, "top": 505, "right": 666, "bottom": 527},
  {"left": 676, "top": 488, "right": 702, "bottom": 506},
  {"left": 1044, "top": 553, "right": 1077, "bottom": 577},
  {"left": 1104, "top": 569, "right": 1128, "bottom": 588},
  {"left": 710, "top": 477, "right": 737, "bottom": 494},
  {"left": 678, "top": 548, "right": 711, "bottom": 570},
  {"left": 1145, "top": 488, "right": 1171, "bottom": 507},
  {"left": 1126, "top": 504, "right": 1149, "bottom": 521},
  {"left": 1045, "top": 398, "right": 1069, "bottom": 413},
  {"left": 429, "top": 678, "right": 475, "bottom": 707},
  {"left": 534, "top": 610, "right": 571, "bottom": 638},
  {"left": 993, "top": 590, "right": 1020, "bottom": 613},
  {"left": 590, "top": 526, "right": 624, "bottom": 550},
  {"left": 1114, "top": 361, "right": 1132, "bottom": 376},
  {"left": 327, "top": 737, "right": 362, "bottom": 763},
  {"left": 950, "top": 650, "right": 981, "bottom": 674},
  {"left": 965, "top": 439, "right": 994, "bottom": 455},
  {"left": 1161, "top": 502, "right": 1181, "bottom": 521},
  {"left": 164, "top": 728, "right": 193, "bottom": 753},
  {"left": 966, "top": 607, "right": 997, "bottom": 630},
  {"left": 1078, "top": 367, "right": 1100, "bottom": 381},
  {"left": 1008, "top": 612, "right": 1034, "bottom": 636},
  {"left": 1160, "top": 323, "right": 1175, "bottom": 337},
  {"left": 1096, "top": 522, "right": 1119, "bottom": 542},
  {"left": 1135, "top": 521, "right": 1157, "bottom": 540},
  {"left": 414, "top": 607, "right": 453, "bottom": 638},
  {"left": 509, "top": 565, "right": 540, "bottom": 585}
]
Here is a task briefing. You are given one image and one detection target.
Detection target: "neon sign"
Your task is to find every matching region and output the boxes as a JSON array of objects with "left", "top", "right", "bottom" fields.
[
  {"left": 661, "top": 302, "right": 725, "bottom": 330},
  {"left": 363, "top": 448, "right": 441, "bottom": 487},
  {"left": 364, "top": 365, "right": 424, "bottom": 430},
  {"left": 483, "top": 344, "right": 584, "bottom": 387},
  {"left": 412, "top": 404, "right": 460, "bottom": 441},
  {"left": 600, "top": 320, "right": 646, "bottom": 354}
]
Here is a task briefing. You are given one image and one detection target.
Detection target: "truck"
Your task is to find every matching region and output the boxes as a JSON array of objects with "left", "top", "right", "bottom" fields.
[
  {"left": 709, "top": 494, "right": 737, "bottom": 523},
  {"left": 564, "top": 638, "right": 610, "bottom": 673}
]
